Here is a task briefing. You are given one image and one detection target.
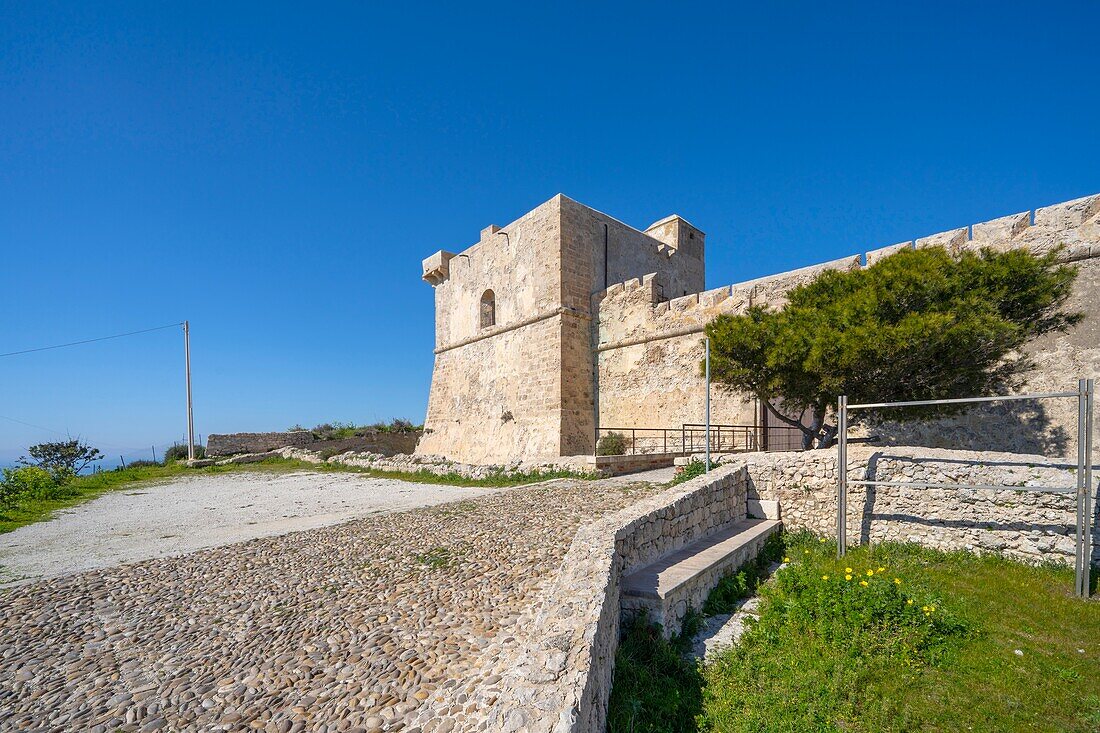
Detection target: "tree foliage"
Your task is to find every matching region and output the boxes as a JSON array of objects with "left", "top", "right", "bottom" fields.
[
  {"left": 704, "top": 246, "right": 1082, "bottom": 448},
  {"left": 19, "top": 439, "right": 103, "bottom": 477}
]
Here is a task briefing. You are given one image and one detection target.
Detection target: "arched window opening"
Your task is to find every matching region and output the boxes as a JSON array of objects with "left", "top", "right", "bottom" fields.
[{"left": 480, "top": 290, "right": 496, "bottom": 329}]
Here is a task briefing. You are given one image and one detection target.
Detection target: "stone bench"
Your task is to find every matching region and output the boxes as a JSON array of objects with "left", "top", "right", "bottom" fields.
[{"left": 621, "top": 517, "right": 783, "bottom": 635}]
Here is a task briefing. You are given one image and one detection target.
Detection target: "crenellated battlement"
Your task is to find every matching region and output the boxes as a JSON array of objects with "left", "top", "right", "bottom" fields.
[{"left": 870, "top": 192, "right": 1099, "bottom": 264}]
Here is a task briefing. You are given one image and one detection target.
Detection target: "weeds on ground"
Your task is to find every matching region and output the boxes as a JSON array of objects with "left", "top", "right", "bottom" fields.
[
  {"left": 669, "top": 459, "right": 708, "bottom": 486},
  {"left": 698, "top": 535, "right": 1099, "bottom": 732},
  {"left": 301, "top": 419, "right": 423, "bottom": 440},
  {"left": 607, "top": 613, "right": 705, "bottom": 733},
  {"left": 412, "top": 545, "right": 468, "bottom": 569}
]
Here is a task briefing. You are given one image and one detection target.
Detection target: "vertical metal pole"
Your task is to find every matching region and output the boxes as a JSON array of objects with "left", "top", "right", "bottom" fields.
[
  {"left": 184, "top": 321, "right": 195, "bottom": 461},
  {"left": 1084, "top": 379, "right": 1095, "bottom": 597},
  {"left": 1076, "top": 379, "right": 1087, "bottom": 597},
  {"left": 704, "top": 338, "right": 712, "bottom": 473},
  {"left": 837, "top": 395, "right": 848, "bottom": 557}
]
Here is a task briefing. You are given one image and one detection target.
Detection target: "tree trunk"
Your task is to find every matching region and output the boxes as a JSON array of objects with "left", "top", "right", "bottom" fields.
[
  {"left": 763, "top": 398, "right": 816, "bottom": 450},
  {"left": 804, "top": 407, "right": 826, "bottom": 449}
]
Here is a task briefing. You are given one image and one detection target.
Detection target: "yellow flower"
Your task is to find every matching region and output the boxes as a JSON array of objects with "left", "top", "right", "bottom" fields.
[
  {"left": 929, "top": 605, "right": 936, "bottom": 612},
  {"left": 804, "top": 550, "right": 810, "bottom": 555},
  {"left": 907, "top": 599, "right": 913, "bottom": 605},
  {"left": 822, "top": 575, "right": 830, "bottom": 580},
  {"left": 845, "top": 574, "right": 853, "bottom": 581},
  {"left": 894, "top": 578, "right": 902, "bottom": 585},
  {"left": 819, "top": 537, "right": 828, "bottom": 543},
  {"left": 866, "top": 569, "right": 874, "bottom": 577},
  {"left": 877, "top": 567, "right": 885, "bottom": 573},
  {"left": 845, "top": 567, "right": 853, "bottom": 573},
  {"left": 783, "top": 557, "right": 791, "bottom": 563},
  {"left": 860, "top": 580, "right": 869, "bottom": 587},
  {"left": 922, "top": 605, "right": 930, "bottom": 612}
]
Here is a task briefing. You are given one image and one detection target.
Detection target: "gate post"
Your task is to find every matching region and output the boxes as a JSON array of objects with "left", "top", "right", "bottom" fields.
[
  {"left": 837, "top": 395, "right": 848, "bottom": 557},
  {"left": 1083, "top": 379, "right": 1095, "bottom": 597}
]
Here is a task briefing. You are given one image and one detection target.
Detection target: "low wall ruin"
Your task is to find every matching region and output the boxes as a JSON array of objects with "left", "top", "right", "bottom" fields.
[{"left": 207, "top": 431, "right": 422, "bottom": 458}]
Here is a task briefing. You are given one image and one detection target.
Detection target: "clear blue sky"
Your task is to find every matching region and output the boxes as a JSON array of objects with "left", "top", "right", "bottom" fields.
[{"left": 1, "top": 1, "right": 1098, "bottom": 465}]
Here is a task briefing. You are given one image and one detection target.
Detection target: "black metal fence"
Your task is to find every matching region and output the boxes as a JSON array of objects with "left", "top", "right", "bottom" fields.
[{"left": 596, "top": 423, "right": 805, "bottom": 456}]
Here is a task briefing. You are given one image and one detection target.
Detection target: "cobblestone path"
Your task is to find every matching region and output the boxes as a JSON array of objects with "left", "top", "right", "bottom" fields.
[{"left": 0, "top": 478, "right": 663, "bottom": 732}]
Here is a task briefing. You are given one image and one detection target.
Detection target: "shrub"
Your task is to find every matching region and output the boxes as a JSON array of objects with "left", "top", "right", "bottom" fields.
[
  {"left": 122, "top": 459, "right": 161, "bottom": 469},
  {"left": 164, "top": 444, "right": 206, "bottom": 462},
  {"left": 670, "top": 459, "right": 707, "bottom": 485},
  {"left": 597, "top": 431, "right": 627, "bottom": 456},
  {"left": 0, "top": 466, "right": 66, "bottom": 508},
  {"left": 20, "top": 439, "right": 101, "bottom": 476}
]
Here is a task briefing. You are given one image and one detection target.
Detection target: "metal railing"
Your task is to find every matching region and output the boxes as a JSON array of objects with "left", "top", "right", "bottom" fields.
[
  {"left": 595, "top": 423, "right": 807, "bottom": 456},
  {"left": 836, "top": 379, "right": 1095, "bottom": 598},
  {"left": 681, "top": 423, "right": 759, "bottom": 453},
  {"left": 595, "top": 427, "right": 682, "bottom": 456}
]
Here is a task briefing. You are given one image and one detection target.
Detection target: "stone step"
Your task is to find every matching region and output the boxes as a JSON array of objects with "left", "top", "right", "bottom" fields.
[{"left": 621, "top": 518, "right": 782, "bottom": 635}]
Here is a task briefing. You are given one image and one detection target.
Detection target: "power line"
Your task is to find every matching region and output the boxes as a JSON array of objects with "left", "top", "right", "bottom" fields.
[
  {"left": 0, "top": 413, "right": 69, "bottom": 436},
  {"left": 0, "top": 322, "right": 184, "bottom": 358},
  {"left": 0, "top": 414, "right": 187, "bottom": 453}
]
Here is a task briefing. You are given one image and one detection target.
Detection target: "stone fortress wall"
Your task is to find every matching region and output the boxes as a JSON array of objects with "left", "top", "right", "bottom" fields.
[
  {"left": 419, "top": 191, "right": 1099, "bottom": 465},
  {"left": 593, "top": 192, "right": 1100, "bottom": 458}
]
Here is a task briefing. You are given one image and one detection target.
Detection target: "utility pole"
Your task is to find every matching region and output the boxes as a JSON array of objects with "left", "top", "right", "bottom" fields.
[
  {"left": 184, "top": 321, "right": 195, "bottom": 461},
  {"left": 705, "top": 337, "right": 711, "bottom": 473}
]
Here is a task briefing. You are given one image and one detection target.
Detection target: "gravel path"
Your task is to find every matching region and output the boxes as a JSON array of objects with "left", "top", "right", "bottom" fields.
[
  {"left": 0, "top": 477, "right": 665, "bottom": 732},
  {"left": 0, "top": 471, "right": 507, "bottom": 586}
]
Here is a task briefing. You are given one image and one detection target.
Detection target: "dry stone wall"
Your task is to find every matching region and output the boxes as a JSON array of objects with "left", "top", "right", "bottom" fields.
[
  {"left": 731, "top": 446, "right": 1098, "bottom": 565},
  {"left": 206, "top": 431, "right": 314, "bottom": 456}
]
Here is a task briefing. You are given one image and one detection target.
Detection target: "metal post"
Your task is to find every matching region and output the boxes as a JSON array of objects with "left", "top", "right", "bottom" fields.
[
  {"left": 1077, "top": 379, "right": 1087, "bottom": 597},
  {"left": 705, "top": 337, "right": 711, "bottom": 473},
  {"left": 1084, "top": 379, "right": 1094, "bottom": 597},
  {"left": 837, "top": 395, "right": 848, "bottom": 557},
  {"left": 184, "top": 321, "right": 195, "bottom": 461}
]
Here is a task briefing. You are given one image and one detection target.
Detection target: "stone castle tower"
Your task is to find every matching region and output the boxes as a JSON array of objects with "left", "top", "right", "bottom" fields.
[
  {"left": 418, "top": 194, "right": 706, "bottom": 464},
  {"left": 420, "top": 191, "right": 1100, "bottom": 466}
]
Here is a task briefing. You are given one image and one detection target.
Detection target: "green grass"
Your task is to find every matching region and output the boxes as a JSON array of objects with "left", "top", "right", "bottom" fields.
[
  {"left": 608, "top": 532, "right": 1100, "bottom": 732},
  {"left": 700, "top": 535, "right": 1100, "bottom": 733},
  {"left": 0, "top": 458, "right": 593, "bottom": 534}
]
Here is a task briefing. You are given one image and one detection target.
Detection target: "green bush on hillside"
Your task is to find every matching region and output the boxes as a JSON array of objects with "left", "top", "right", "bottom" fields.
[
  {"left": 0, "top": 466, "right": 71, "bottom": 509},
  {"left": 164, "top": 444, "right": 206, "bottom": 462}
]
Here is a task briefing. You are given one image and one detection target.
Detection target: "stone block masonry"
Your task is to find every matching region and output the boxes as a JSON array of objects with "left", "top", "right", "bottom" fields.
[{"left": 477, "top": 464, "right": 750, "bottom": 732}]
